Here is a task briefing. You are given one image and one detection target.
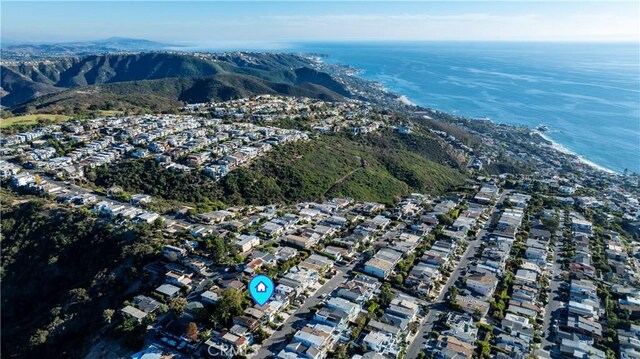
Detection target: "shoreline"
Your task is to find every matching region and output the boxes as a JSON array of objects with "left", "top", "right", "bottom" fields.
[
  {"left": 535, "top": 131, "right": 618, "bottom": 175},
  {"left": 305, "top": 51, "right": 628, "bottom": 177},
  {"left": 392, "top": 91, "right": 622, "bottom": 176}
]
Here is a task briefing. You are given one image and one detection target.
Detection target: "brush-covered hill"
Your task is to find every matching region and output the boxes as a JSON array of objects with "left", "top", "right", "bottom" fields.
[
  {"left": 0, "top": 193, "right": 161, "bottom": 359},
  {"left": 1, "top": 52, "right": 351, "bottom": 113},
  {"left": 88, "top": 128, "right": 467, "bottom": 210}
]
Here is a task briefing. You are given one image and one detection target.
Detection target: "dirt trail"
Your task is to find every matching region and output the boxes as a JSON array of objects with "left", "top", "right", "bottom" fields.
[{"left": 323, "top": 155, "right": 366, "bottom": 196}]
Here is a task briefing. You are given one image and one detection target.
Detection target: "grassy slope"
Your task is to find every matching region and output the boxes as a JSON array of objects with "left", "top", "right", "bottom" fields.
[
  {"left": 90, "top": 130, "right": 466, "bottom": 207},
  {"left": 0, "top": 114, "right": 71, "bottom": 128}
]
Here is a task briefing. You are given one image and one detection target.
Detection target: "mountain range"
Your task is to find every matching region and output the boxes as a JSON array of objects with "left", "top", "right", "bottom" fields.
[
  {"left": 0, "top": 37, "right": 174, "bottom": 60},
  {"left": 1, "top": 52, "right": 352, "bottom": 114}
]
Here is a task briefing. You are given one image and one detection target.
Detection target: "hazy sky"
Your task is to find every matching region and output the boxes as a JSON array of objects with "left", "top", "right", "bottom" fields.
[{"left": 2, "top": 1, "right": 639, "bottom": 45}]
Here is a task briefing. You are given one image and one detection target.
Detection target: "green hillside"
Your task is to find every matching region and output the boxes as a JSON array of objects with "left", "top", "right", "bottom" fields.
[{"left": 88, "top": 130, "right": 467, "bottom": 208}]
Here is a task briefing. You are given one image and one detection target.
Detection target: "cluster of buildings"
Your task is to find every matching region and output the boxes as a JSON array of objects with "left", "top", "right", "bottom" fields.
[
  {"left": 185, "top": 95, "right": 389, "bottom": 137},
  {"left": 98, "top": 194, "right": 436, "bottom": 359},
  {"left": 423, "top": 191, "right": 541, "bottom": 359},
  {"left": 2, "top": 113, "right": 309, "bottom": 182},
  {"left": 406, "top": 197, "right": 492, "bottom": 299}
]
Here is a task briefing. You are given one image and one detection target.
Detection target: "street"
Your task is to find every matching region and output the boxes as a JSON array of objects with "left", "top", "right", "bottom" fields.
[
  {"left": 253, "top": 265, "right": 352, "bottom": 359},
  {"left": 404, "top": 190, "right": 510, "bottom": 359},
  {"left": 541, "top": 220, "right": 567, "bottom": 357}
]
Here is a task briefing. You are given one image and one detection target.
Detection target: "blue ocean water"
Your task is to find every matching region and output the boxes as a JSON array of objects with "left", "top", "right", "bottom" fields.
[{"left": 291, "top": 42, "right": 640, "bottom": 173}]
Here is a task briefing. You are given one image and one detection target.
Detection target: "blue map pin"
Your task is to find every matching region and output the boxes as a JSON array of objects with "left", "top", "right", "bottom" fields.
[{"left": 248, "top": 275, "right": 275, "bottom": 306}]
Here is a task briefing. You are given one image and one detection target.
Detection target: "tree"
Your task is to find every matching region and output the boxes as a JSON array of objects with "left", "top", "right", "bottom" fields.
[
  {"left": 210, "top": 237, "right": 230, "bottom": 264},
  {"left": 448, "top": 286, "right": 458, "bottom": 301},
  {"left": 254, "top": 326, "right": 269, "bottom": 344},
  {"left": 153, "top": 217, "right": 164, "bottom": 229},
  {"left": 185, "top": 322, "right": 199, "bottom": 341},
  {"left": 437, "top": 214, "right": 454, "bottom": 226},
  {"left": 103, "top": 308, "right": 115, "bottom": 324},
  {"left": 477, "top": 340, "right": 491, "bottom": 359},
  {"left": 169, "top": 296, "right": 188, "bottom": 315},
  {"left": 407, "top": 321, "right": 420, "bottom": 334},
  {"left": 379, "top": 283, "right": 394, "bottom": 307},
  {"left": 542, "top": 216, "right": 559, "bottom": 232},
  {"left": 29, "top": 329, "right": 49, "bottom": 346},
  {"left": 214, "top": 288, "right": 244, "bottom": 325}
]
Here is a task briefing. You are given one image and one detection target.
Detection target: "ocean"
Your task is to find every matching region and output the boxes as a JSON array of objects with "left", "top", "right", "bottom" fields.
[{"left": 290, "top": 42, "right": 640, "bottom": 173}]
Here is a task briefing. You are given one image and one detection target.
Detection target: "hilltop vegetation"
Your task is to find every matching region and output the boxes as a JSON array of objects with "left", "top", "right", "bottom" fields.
[
  {"left": 88, "top": 130, "right": 466, "bottom": 209},
  {"left": 0, "top": 113, "right": 71, "bottom": 129},
  {"left": 0, "top": 193, "right": 161, "bottom": 359},
  {"left": 2, "top": 52, "right": 350, "bottom": 115}
]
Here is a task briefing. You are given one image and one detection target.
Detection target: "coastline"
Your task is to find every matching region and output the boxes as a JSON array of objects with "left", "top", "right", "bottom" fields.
[
  {"left": 331, "top": 60, "right": 622, "bottom": 176},
  {"left": 535, "top": 131, "right": 618, "bottom": 175}
]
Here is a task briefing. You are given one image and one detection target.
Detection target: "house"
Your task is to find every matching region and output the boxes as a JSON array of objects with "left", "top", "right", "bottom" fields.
[
  {"left": 292, "top": 324, "right": 332, "bottom": 349},
  {"left": 279, "top": 266, "right": 319, "bottom": 295},
  {"left": 133, "top": 295, "right": 161, "bottom": 313},
  {"left": 571, "top": 219, "right": 593, "bottom": 235},
  {"left": 259, "top": 222, "right": 284, "bottom": 238},
  {"left": 442, "top": 312, "right": 477, "bottom": 344},
  {"left": 364, "top": 257, "right": 395, "bottom": 279},
  {"left": 121, "top": 305, "right": 148, "bottom": 323},
  {"left": 283, "top": 234, "right": 318, "bottom": 249},
  {"left": 362, "top": 331, "right": 397, "bottom": 355},
  {"left": 201, "top": 290, "right": 220, "bottom": 305},
  {"left": 433, "top": 335, "right": 475, "bottom": 359},
  {"left": 131, "top": 193, "right": 152, "bottom": 206},
  {"left": 252, "top": 250, "right": 277, "bottom": 267},
  {"left": 162, "top": 245, "right": 187, "bottom": 259},
  {"left": 323, "top": 246, "right": 349, "bottom": 261},
  {"left": 236, "top": 234, "right": 260, "bottom": 253},
  {"left": 465, "top": 273, "right": 499, "bottom": 298},
  {"left": 337, "top": 281, "right": 376, "bottom": 304},
  {"left": 386, "top": 297, "right": 419, "bottom": 321},
  {"left": 325, "top": 297, "right": 360, "bottom": 321},
  {"left": 155, "top": 284, "right": 181, "bottom": 298},
  {"left": 563, "top": 315, "right": 603, "bottom": 339},
  {"left": 278, "top": 342, "right": 322, "bottom": 359},
  {"left": 370, "top": 215, "right": 391, "bottom": 229},
  {"left": 165, "top": 270, "right": 193, "bottom": 288},
  {"left": 204, "top": 332, "right": 249, "bottom": 357},
  {"left": 560, "top": 338, "right": 605, "bottom": 359},
  {"left": 313, "top": 307, "right": 349, "bottom": 329},
  {"left": 300, "top": 254, "right": 334, "bottom": 273},
  {"left": 568, "top": 300, "right": 598, "bottom": 319},
  {"left": 455, "top": 295, "right": 490, "bottom": 318},
  {"left": 135, "top": 212, "right": 160, "bottom": 224},
  {"left": 619, "top": 295, "right": 640, "bottom": 317},
  {"left": 10, "top": 173, "right": 35, "bottom": 187}
]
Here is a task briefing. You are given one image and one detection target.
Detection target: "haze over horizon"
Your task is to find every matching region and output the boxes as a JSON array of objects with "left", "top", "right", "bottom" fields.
[{"left": 2, "top": 1, "right": 639, "bottom": 45}]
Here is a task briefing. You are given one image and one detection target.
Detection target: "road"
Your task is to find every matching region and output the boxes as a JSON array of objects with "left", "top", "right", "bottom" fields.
[
  {"left": 253, "top": 264, "right": 352, "bottom": 359},
  {"left": 404, "top": 190, "right": 510, "bottom": 359},
  {"left": 541, "top": 220, "right": 567, "bottom": 357}
]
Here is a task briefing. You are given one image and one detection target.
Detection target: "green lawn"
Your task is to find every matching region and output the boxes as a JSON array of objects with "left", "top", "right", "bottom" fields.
[
  {"left": 0, "top": 114, "right": 71, "bottom": 128},
  {"left": 97, "top": 110, "right": 124, "bottom": 116}
]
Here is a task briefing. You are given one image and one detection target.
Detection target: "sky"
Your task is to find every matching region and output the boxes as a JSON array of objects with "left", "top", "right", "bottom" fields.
[{"left": 2, "top": 1, "right": 639, "bottom": 46}]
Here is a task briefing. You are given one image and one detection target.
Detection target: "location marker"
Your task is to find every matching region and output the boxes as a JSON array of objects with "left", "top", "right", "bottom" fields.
[{"left": 248, "top": 274, "right": 275, "bottom": 306}]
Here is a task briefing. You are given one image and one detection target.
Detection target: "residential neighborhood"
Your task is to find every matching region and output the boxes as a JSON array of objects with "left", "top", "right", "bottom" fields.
[{"left": 1, "top": 95, "right": 639, "bottom": 359}]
